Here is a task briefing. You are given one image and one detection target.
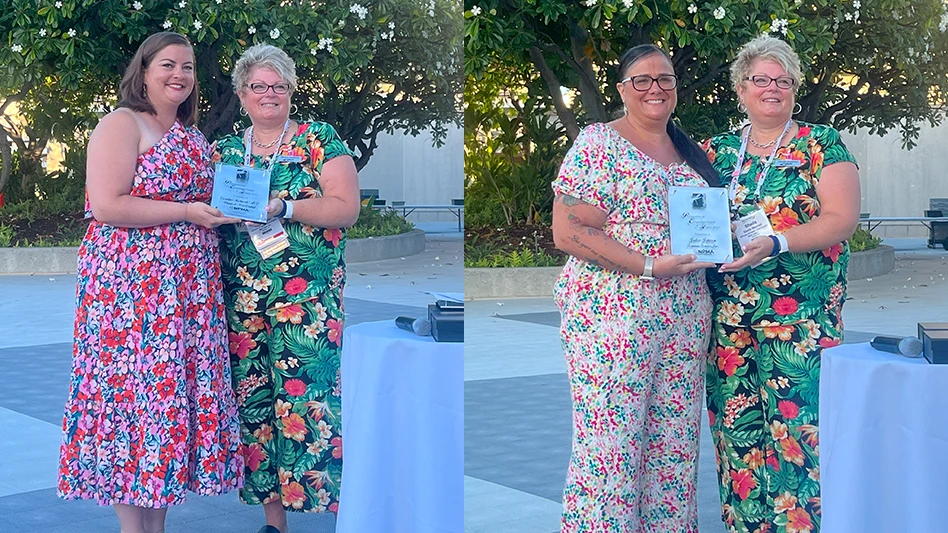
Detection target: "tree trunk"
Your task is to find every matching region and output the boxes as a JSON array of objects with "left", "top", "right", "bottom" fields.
[
  {"left": 528, "top": 46, "right": 580, "bottom": 142},
  {"left": 0, "top": 133, "right": 11, "bottom": 195}
]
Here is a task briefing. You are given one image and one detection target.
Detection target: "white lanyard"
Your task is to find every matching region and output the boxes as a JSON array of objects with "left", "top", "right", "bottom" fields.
[
  {"left": 243, "top": 120, "right": 291, "bottom": 173},
  {"left": 729, "top": 119, "right": 792, "bottom": 205}
]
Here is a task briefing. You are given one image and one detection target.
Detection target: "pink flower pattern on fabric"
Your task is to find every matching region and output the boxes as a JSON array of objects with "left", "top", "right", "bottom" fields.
[
  {"left": 552, "top": 123, "right": 712, "bottom": 532},
  {"left": 58, "top": 121, "right": 243, "bottom": 507}
]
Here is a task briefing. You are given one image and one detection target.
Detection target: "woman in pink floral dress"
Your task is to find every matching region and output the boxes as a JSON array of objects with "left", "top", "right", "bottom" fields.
[
  {"left": 551, "top": 44, "right": 720, "bottom": 532},
  {"left": 58, "top": 32, "right": 243, "bottom": 533}
]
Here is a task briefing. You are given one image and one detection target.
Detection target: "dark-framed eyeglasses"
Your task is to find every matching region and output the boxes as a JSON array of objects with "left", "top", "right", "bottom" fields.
[
  {"left": 745, "top": 75, "right": 795, "bottom": 90},
  {"left": 246, "top": 82, "right": 291, "bottom": 95},
  {"left": 620, "top": 74, "right": 678, "bottom": 92}
]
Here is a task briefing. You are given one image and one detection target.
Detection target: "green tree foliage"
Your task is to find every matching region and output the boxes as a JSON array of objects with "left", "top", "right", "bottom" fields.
[
  {"left": 464, "top": 0, "right": 948, "bottom": 145},
  {"left": 0, "top": 0, "right": 463, "bottom": 195}
]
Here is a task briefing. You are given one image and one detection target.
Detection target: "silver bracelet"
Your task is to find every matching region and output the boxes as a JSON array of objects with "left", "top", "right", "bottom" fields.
[{"left": 641, "top": 256, "right": 655, "bottom": 280}]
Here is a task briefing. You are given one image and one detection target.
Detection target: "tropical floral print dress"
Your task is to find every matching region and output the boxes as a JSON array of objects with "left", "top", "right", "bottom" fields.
[
  {"left": 58, "top": 120, "right": 244, "bottom": 507},
  {"left": 215, "top": 121, "right": 351, "bottom": 514},
  {"left": 552, "top": 123, "right": 712, "bottom": 533},
  {"left": 703, "top": 122, "right": 857, "bottom": 533}
]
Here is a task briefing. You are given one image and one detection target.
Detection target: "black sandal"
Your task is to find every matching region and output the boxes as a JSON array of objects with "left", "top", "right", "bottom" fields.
[{"left": 257, "top": 527, "right": 283, "bottom": 533}]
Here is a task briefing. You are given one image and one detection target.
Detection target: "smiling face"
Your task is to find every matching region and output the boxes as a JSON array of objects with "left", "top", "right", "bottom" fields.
[
  {"left": 238, "top": 66, "right": 293, "bottom": 127},
  {"left": 142, "top": 44, "right": 195, "bottom": 110},
  {"left": 738, "top": 58, "right": 795, "bottom": 123},
  {"left": 616, "top": 51, "right": 677, "bottom": 126}
]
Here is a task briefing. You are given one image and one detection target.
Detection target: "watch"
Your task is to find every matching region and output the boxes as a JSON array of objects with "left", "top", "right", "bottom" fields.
[
  {"left": 641, "top": 256, "right": 655, "bottom": 280},
  {"left": 282, "top": 199, "right": 294, "bottom": 220}
]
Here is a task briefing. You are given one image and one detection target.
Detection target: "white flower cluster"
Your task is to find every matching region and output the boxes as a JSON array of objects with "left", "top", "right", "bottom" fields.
[
  {"left": 426, "top": 0, "right": 435, "bottom": 17},
  {"left": 270, "top": 28, "right": 280, "bottom": 39},
  {"left": 350, "top": 3, "right": 369, "bottom": 20},
  {"left": 317, "top": 37, "right": 333, "bottom": 52},
  {"left": 194, "top": 20, "right": 203, "bottom": 30},
  {"left": 248, "top": 25, "right": 256, "bottom": 34},
  {"left": 583, "top": 0, "right": 597, "bottom": 6},
  {"left": 771, "top": 18, "right": 788, "bottom": 36},
  {"left": 688, "top": 4, "right": 697, "bottom": 14},
  {"left": 178, "top": 0, "right": 186, "bottom": 8},
  {"left": 67, "top": 28, "right": 76, "bottom": 37},
  {"left": 713, "top": 6, "right": 725, "bottom": 20},
  {"left": 843, "top": 1, "right": 860, "bottom": 23},
  {"left": 55, "top": 1, "right": 62, "bottom": 7},
  {"left": 940, "top": 11, "right": 948, "bottom": 32},
  {"left": 621, "top": 0, "right": 634, "bottom": 8},
  {"left": 39, "top": 28, "right": 47, "bottom": 36},
  {"left": 471, "top": 5, "right": 481, "bottom": 16},
  {"left": 132, "top": 1, "right": 142, "bottom": 10},
  {"left": 11, "top": 44, "right": 23, "bottom": 53},
  {"left": 163, "top": 20, "right": 172, "bottom": 29}
]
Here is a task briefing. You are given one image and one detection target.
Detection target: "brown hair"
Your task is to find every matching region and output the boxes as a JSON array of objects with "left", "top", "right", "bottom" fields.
[{"left": 117, "top": 32, "right": 198, "bottom": 127}]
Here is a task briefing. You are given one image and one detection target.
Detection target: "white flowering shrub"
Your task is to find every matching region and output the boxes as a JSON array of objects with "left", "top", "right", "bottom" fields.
[
  {"left": 0, "top": 0, "right": 462, "bottom": 173},
  {"left": 464, "top": 0, "right": 948, "bottom": 148}
]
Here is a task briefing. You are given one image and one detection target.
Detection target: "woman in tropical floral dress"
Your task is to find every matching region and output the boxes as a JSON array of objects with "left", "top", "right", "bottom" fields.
[
  {"left": 703, "top": 35, "right": 860, "bottom": 533},
  {"left": 214, "top": 44, "right": 360, "bottom": 533},
  {"left": 58, "top": 32, "right": 243, "bottom": 533},
  {"left": 551, "top": 44, "right": 720, "bottom": 532}
]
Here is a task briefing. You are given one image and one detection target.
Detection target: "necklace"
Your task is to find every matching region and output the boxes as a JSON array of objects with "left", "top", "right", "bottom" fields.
[
  {"left": 251, "top": 130, "right": 281, "bottom": 149},
  {"left": 748, "top": 135, "right": 778, "bottom": 149}
]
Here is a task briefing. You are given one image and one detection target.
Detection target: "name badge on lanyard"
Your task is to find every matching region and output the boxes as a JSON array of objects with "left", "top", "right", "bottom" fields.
[{"left": 242, "top": 120, "right": 292, "bottom": 258}]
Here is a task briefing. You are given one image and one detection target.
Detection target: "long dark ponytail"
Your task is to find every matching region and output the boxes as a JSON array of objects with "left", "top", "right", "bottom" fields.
[{"left": 618, "top": 45, "right": 720, "bottom": 187}]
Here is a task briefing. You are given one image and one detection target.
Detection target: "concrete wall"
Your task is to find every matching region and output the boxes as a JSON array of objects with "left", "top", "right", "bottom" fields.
[
  {"left": 357, "top": 125, "right": 464, "bottom": 223},
  {"left": 841, "top": 123, "right": 948, "bottom": 237}
]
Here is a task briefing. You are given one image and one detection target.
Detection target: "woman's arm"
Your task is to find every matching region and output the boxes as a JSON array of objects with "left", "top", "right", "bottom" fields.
[
  {"left": 720, "top": 161, "right": 861, "bottom": 271},
  {"left": 86, "top": 111, "right": 237, "bottom": 228},
  {"left": 551, "top": 193, "right": 712, "bottom": 277},
  {"left": 276, "top": 155, "right": 360, "bottom": 228}
]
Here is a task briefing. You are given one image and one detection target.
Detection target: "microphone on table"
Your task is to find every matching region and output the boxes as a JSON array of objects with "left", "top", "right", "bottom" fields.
[
  {"left": 395, "top": 316, "right": 431, "bottom": 336},
  {"left": 870, "top": 335, "right": 923, "bottom": 358}
]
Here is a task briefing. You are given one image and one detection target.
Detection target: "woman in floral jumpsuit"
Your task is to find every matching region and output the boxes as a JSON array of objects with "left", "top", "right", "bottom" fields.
[{"left": 551, "top": 44, "right": 720, "bottom": 532}]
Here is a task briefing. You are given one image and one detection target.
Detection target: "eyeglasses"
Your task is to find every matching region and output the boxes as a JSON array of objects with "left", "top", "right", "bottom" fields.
[
  {"left": 246, "top": 82, "right": 291, "bottom": 95},
  {"left": 745, "top": 75, "right": 795, "bottom": 90},
  {"left": 620, "top": 74, "right": 678, "bottom": 92}
]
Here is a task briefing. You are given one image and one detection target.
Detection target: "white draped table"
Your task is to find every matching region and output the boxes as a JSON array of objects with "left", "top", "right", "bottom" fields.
[
  {"left": 335, "top": 320, "right": 463, "bottom": 533},
  {"left": 820, "top": 342, "right": 948, "bottom": 533}
]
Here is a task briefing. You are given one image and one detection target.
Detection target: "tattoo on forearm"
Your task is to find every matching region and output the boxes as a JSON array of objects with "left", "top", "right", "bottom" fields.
[
  {"left": 570, "top": 235, "right": 621, "bottom": 270},
  {"left": 561, "top": 194, "right": 581, "bottom": 207}
]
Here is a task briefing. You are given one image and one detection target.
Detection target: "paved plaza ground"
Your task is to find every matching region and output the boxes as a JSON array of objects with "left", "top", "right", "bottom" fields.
[
  {"left": 0, "top": 223, "right": 462, "bottom": 533},
  {"left": 464, "top": 238, "right": 948, "bottom": 533},
  {"left": 2, "top": 233, "right": 945, "bottom": 532}
]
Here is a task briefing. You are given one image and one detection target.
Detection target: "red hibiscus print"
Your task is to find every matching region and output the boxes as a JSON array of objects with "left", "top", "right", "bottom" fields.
[
  {"left": 819, "top": 337, "right": 841, "bottom": 349},
  {"left": 822, "top": 243, "right": 843, "bottom": 262},
  {"left": 284, "top": 277, "right": 308, "bottom": 296},
  {"left": 730, "top": 469, "right": 757, "bottom": 500},
  {"left": 284, "top": 379, "right": 307, "bottom": 397},
  {"left": 786, "top": 507, "right": 814, "bottom": 533},
  {"left": 228, "top": 331, "right": 256, "bottom": 359},
  {"left": 243, "top": 443, "right": 266, "bottom": 472},
  {"left": 766, "top": 448, "right": 781, "bottom": 471},
  {"left": 717, "top": 346, "right": 745, "bottom": 376},
  {"left": 770, "top": 208, "right": 800, "bottom": 232},
  {"left": 327, "top": 318, "right": 343, "bottom": 346},
  {"left": 331, "top": 436, "right": 342, "bottom": 459},
  {"left": 778, "top": 400, "right": 800, "bottom": 420},
  {"left": 708, "top": 409, "right": 716, "bottom": 427},
  {"left": 323, "top": 228, "right": 343, "bottom": 247},
  {"left": 797, "top": 125, "right": 811, "bottom": 138},
  {"left": 772, "top": 297, "right": 799, "bottom": 316}
]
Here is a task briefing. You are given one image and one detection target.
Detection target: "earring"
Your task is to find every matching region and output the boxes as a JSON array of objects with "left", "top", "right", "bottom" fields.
[
  {"left": 792, "top": 102, "right": 803, "bottom": 115},
  {"left": 239, "top": 107, "right": 248, "bottom": 117},
  {"left": 290, "top": 104, "right": 299, "bottom": 116},
  {"left": 737, "top": 101, "right": 747, "bottom": 114},
  {"left": 142, "top": 85, "right": 147, "bottom": 97}
]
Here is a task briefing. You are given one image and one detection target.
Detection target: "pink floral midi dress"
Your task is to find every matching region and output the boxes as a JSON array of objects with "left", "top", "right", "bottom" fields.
[
  {"left": 58, "top": 121, "right": 243, "bottom": 508},
  {"left": 552, "top": 123, "right": 712, "bottom": 532}
]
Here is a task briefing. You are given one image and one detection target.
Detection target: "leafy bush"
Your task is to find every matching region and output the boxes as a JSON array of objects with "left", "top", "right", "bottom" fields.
[
  {"left": 465, "top": 246, "right": 565, "bottom": 268},
  {"left": 850, "top": 227, "right": 882, "bottom": 252},
  {"left": 347, "top": 204, "right": 414, "bottom": 239}
]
